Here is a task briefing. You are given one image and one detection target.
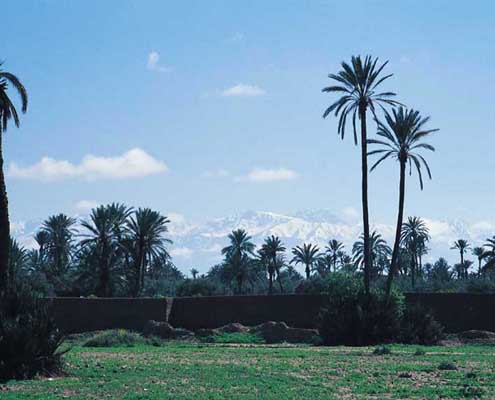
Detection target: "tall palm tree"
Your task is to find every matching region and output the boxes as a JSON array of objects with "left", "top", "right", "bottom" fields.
[
  {"left": 190, "top": 268, "right": 199, "bottom": 279},
  {"left": 352, "top": 231, "right": 391, "bottom": 276},
  {"left": 325, "top": 239, "right": 344, "bottom": 272},
  {"left": 322, "top": 55, "right": 400, "bottom": 294},
  {"left": 400, "top": 217, "right": 430, "bottom": 287},
  {"left": 451, "top": 239, "right": 471, "bottom": 278},
  {"left": 0, "top": 63, "right": 28, "bottom": 294},
  {"left": 367, "top": 107, "right": 437, "bottom": 298},
  {"left": 222, "top": 229, "right": 256, "bottom": 260},
  {"left": 124, "top": 208, "right": 172, "bottom": 296},
  {"left": 290, "top": 243, "right": 320, "bottom": 279},
  {"left": 472, "top": 247, "right": 485, "bottom": 275},
  {"left": 261, "top": 235, "right": 286, "bottom": 294}
]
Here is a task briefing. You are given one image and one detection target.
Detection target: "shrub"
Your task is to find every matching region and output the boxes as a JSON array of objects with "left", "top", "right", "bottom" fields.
[
  {"left": 373, "top": 345, "right": 391, "bottom": 355},
  {"left": 438, "top": 361, "right": 457, "bottom": 371},
  {"left": 83, "top": 330, "right": 146, "bottom": 347},
  {"left": 0, "top": 285, "right": 65, "bottom": 381},
  {"left": 317, "top": 275, "right": 404, "bottom": 346},
  {"left": 400, "top": 304, "right": 444, "bottom": 345}
]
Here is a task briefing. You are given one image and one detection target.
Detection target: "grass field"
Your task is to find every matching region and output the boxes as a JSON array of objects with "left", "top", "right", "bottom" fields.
[{"left": 2, "top": 342, "right": 495, "bottom": 399}]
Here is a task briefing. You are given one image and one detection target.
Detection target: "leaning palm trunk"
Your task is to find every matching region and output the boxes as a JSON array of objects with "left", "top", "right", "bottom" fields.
[
  {"left": 0, "top": 135, "right": 10, "bottom": 296},
  {"left": 385, "top": 162, "right": 406, "bottom": 300},
  {"left": 359, "top": 106, "right": 372, "bottom": 294}
]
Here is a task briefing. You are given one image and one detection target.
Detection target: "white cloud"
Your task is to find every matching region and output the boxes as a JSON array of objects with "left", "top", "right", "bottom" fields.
[
  {"left": 227, "top": 32, "right": 245, "bottom": 43},
  {"left": 341, "top": 207, "right": 360, "bottom": 222},
  {"left": 221, "top": 83, "right": 266, "bottom": 97},
  {"left": 8, "top": 148, "right": 168, "bottom": 181},
  {"left": 203, "top": 169, "right": 230, "bottom": 178},
  {"left": 236, "top": 168, "right": 298, "bottom": 183},
  {"left": 74, "top": 200, "right": 100, "bottom": 213},
  {"left": 147, "top": 51, "right": 170, "bottom": 72}
]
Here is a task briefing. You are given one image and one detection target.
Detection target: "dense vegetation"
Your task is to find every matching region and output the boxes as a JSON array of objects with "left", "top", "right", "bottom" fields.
[{"left": 9, "top": 210, "right": 495, "bottom": 297}]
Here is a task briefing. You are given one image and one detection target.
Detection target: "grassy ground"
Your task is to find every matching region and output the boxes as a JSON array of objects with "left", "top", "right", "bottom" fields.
[{"left": 2, "top": 342, "right": 495, "bottom": 399}]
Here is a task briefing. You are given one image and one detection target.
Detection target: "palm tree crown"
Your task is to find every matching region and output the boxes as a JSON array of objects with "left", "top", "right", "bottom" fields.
[
  {"left": 325, "top": 239, "right": 344, "bottom": 271},
  {"left": 352, "top": 231, "right": 391, "bottom": 271},
  {"left": 368, "top": 107, "right": 438, "bottom": 189},
  {"left": 290, "top": 243, "right": 320, "bottom": 279},
  {"left": 0, "top": 62, "right": 28, "bottom": 132},
  {"left": 322, "top": 55, "right": 400, "bottom": 144},
  {"left": 0, "top": 62, "right": 28, "bottom": 294}
]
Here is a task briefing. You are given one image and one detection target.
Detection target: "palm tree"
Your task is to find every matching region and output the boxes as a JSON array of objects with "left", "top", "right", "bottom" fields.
[
  {"left": 261, "top": 235, "right": 286, "bottom": 294},
  {"left": 222, "top": 229, "right": 255, "bottom": 259},
  {"left": 0, "top": 63, "right": 28, "bottom": 294},
  {"left": 80, "top": 205, "right": 130, "bottom": 297},
  {"left": 190, "top": 268, "right": 199, "bottom": 279},
  {"left": 481, "top": 236, "right": 495, "bottom": 272},
  {"left": 40, "top": 214, "right": 77, "bottom": 279},
  {"left": 221, "top": 253, "right": 261, "bottom": 294},
  {"left": 322, "top": 55, "right": 400, "bottom": 294},
  {"left": 325, "top": 239, "right": 344, "bottom": 272},
  {"left": 8, "top": 238, "right": 27, "bottom": 289},
  {"left": 221, "top": 229, "right": 256, "bottom": 294},
  {"left": 451, "top": 239, "right": 471, "bottom": 278},
  {"left": 368, "top": 107, "right": 437, "bottom": 298},
  {"left": 472, "top": 247, "right": 485, "bottom": 275},
  {"left": 352, "top": 231, "right": 391, "bottom": 276},
  {"left": 124, "top": 208, "right": 172, "bottom": 296},
  {"left": 315, "top": 254, "right": 333, "bottom": 277},
  {"left": 401, "top": 217, "right": 430, "bottom": 287},
  {"left": 290, "top": 243, "right": 320, "bottom": 279}
]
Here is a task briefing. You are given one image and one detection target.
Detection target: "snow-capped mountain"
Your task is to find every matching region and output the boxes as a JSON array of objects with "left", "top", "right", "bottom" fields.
[{"left": 11, "top": 210, "right": 495, "bottom": 274}]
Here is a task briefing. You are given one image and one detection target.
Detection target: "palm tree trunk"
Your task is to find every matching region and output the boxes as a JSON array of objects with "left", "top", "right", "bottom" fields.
[
  {"left": 460, "top": 251, "right": 464, "bottom": 279},
  {"left": 268, "top": 271, "right": 273, "bottom": 294},
  {"left": 0, "top": 133, "right": 10, "bottom": 296},
  {"left": 385, "top": 160, "right": 406, "bottom": 300},
  {"left": 479, "top": 258, "right": 482, "bottom": 276},
  {"left": 359, "top": 106, "right": 371, "bottom": 294},
  {"left": 305, "top": 263, "right": 310, "bottom": 279},
  {"left": 277, "top": 272, "right": 284, "bottom": 293},
  {"left": 411, "top": 256, "right": 416, "bottom": 288}
]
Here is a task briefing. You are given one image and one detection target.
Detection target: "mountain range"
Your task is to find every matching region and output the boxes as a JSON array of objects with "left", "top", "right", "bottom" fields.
[{"left": 12, "top": 209, "right": 495, "bottom": 275}]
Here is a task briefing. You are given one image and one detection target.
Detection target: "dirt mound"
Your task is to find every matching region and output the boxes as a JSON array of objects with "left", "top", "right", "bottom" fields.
[
  {"left": 143, "top": 320, "right": 194, "bottom": 339},
  {"left": 251, "top": 321, "right": 320, "bottom": 344}
]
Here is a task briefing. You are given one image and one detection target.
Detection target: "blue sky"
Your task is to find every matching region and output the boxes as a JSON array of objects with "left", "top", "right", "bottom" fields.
[{"left": 3, "top": 0, "right": 495, "bottom": 226}]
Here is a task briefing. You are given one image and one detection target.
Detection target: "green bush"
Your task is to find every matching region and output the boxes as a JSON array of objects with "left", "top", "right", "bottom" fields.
[
  {"left": 438, "top": 361, "right": 457, "bottom": 371},
  {"left": 0, "top": 285, "right": 65, "bottom": 381},
  {"left": 176, "top": 278, "right": 216, "bottom": 297},
  {"left": 83, "top": 330, "right": 147, "bottom": 347},
  {"left": 400, "top": 304, "right": 444, "bottom": 345},
  {"left": 373, "top": 345, "right": 392, "bottom": 355},
  {"left": 317, "top": 275, "right": 404, "bottom": 346}
]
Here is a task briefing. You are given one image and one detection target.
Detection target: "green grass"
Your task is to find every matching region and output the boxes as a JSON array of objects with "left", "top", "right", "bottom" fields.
[
  {"left": 2, "top": 342, "right": 495, "bottom": 399},
  {"left": 83, "top": 329, "right": 149, "bottom": 348},
  {"left": 199, "top": 331, "right": 265, "bottom": 344}
]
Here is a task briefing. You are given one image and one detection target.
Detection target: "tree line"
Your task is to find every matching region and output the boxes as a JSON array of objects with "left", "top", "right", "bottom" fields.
[{"left": 8, "top": 206, "right": 495, "bottom": 297}]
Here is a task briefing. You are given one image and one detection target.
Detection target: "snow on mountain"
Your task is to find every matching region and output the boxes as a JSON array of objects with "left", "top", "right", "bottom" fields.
[{"left": 11, "top": 210, "right": 495, "bottom": 274}]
